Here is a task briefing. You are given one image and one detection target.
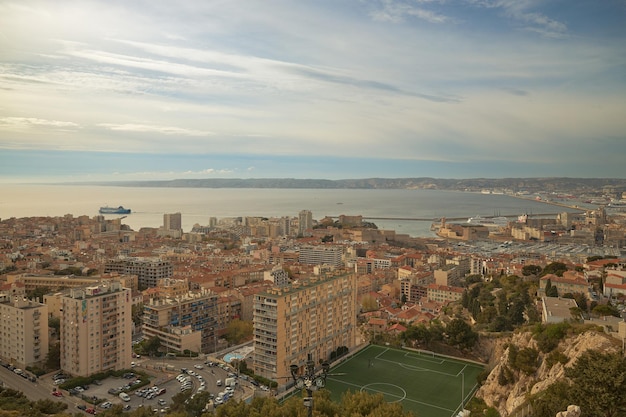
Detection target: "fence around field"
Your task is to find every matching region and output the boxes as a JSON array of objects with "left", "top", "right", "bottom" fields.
[{"left": 325, "top": 344, "right": 485, "bottom": 417}]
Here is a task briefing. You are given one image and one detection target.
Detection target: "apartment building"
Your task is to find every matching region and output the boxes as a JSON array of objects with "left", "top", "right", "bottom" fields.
[
  {"left": 539, "top": 271, "right": 589, "bottom": 297},
  {"left": 264, "top": 265, "right": 290, "bottom": 287},
  {"left": 298, "top": 210, "right": 313, "bottom": 236},
  {"left": 143, "top": 289, "right": 218, "bottom": 353},
  {"left": 5, "top": 273, "right": 138, "bottom": 292},
  {"left": 298, "top": 245, "right": 344, "bottom": 267},
  {"left": 0, "top": 282, "right": 49, "bottom": 368},
  {"left": 164, "top": 212, "right": 182, "bottom": 231},
  {"left": 426, "top": 283, "right": 464, "bottom": 304},
  {"left": 104, "top": 257, "right": 173, "bottom": 288},
  {"left": 60, "top": 282, "right": 132, "bottom": 377},
  {"left": 252, "top": 271, "right": 357, "bottom": 384}
]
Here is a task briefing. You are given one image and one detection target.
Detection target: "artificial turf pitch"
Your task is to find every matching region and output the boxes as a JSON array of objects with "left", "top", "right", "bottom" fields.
[{"left": 324, "top": 344, "right": 484, "bottom": 417}]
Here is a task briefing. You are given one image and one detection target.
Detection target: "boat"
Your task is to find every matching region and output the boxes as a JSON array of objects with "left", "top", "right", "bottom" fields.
[{"left": 99, "top": 206, "right": 131, "bottom": 214}]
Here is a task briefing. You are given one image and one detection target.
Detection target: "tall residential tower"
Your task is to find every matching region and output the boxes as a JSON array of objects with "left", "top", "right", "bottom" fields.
[
  {"left": 253, "top": 271, "right": 357, "bottom": 384},
  {"left": 60, "top": 282, "right": 132, "bottom": 377}
]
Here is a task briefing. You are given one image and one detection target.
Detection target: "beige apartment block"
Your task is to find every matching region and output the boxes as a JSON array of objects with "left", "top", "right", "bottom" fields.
[
  {"left": 298, "top": 245, "right": 344, "bottom": 267},
  {"left": 6, "top": 273, "right": 138, "bottom": 293},
  {"left": 143, "top": 289, "right": 218, "bottom": 354},
  {"left": 104, "top": 257, "right": 173, "bottom": 288},
  {"left": 253, "top": 271, "right": 357, "bottom": 384},
  {"left": 60, "top": 282, "right": 132, "bottom": 377},
  {"left": 0, "top": 286, "right": 49, "bottom": 368}
]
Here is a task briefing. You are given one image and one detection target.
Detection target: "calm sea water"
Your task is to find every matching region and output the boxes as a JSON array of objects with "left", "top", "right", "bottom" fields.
[{"left": 0, "top": 184, "right": 578, "bottom": 237}]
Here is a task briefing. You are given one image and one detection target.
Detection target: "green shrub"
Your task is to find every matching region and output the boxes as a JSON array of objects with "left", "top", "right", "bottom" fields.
[{"left": 545, "top": 350, "right": 569, "bottom": 369}]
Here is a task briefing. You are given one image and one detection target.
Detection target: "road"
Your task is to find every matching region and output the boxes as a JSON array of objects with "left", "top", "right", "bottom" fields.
[{"left": 0, "top": 366, "right": 81, "bottom": 411}]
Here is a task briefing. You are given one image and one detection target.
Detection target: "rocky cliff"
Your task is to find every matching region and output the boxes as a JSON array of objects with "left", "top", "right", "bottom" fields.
[{"left": 476, "top": 328, "right": 620, "bottom": 416}]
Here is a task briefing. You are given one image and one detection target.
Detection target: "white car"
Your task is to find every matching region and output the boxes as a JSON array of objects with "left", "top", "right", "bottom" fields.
[{"left": 194, "top": 364, "right": 203, "bottom": 369}]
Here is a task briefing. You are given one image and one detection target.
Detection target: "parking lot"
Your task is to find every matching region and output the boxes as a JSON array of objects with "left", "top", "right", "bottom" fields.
[{"left": 59, "top": 356, "right": 255, "bottom": 414}]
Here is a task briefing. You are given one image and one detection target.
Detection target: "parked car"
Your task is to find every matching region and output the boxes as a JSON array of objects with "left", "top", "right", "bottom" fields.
[
  {"left": 85, "top": 407, "right": 96, "bottom": 414},
  {"left": 52, "top": 391, "right": 63, "bottom": 397}
]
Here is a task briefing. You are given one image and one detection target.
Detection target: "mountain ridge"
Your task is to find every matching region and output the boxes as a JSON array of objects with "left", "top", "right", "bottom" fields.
[{"left": 73, "top": 177, "right": 626, "bottom": 193}]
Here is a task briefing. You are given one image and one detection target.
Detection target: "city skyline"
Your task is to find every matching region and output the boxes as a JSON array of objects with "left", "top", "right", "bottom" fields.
[{"left": 1, "top": 1, "right": 625, "bottom": 183}]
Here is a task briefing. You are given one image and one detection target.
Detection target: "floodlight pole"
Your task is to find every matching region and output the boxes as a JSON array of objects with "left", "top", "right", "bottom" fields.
[
  {"left": 461, "top": 370, "right": 465, "bottom": 410},
  {"left": 290, "top": 354, "right": 330, "bottom": 417}
]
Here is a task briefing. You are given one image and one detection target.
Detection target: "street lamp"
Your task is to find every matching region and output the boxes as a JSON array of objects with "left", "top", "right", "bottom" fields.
[{"left": 290, "top": 354, "right": 330, "bottom": 417}]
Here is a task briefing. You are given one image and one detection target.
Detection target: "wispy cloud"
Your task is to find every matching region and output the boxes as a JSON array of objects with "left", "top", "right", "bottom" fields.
[
  {"left": 370, "top": 0, "right": 450, "bottom": 24},
  {"left": 0, "top": 117, "right": 79, "bottom": 129},
  {"left": 0, "top": 0, "right": 624, "bottom": 179},
  {"left": 468, "top": 0, "right": 568, "bottom": 38},
  {"left": 98, "top": 123, "right": 213, "bottom": 136}
]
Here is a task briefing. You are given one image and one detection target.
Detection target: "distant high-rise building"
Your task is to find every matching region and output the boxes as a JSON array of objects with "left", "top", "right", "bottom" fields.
[
  {"left": 60, "top": 282, "right": 132, "bottom": 377},
  {"left": 299, "top": 245, "right": 344, "bottom": 267},
  {"left": 279, "top": 216, "right": 290, "bottom": 236},
  {"left": 0, "top": 282, "right": 49, "bottom": 368},
  {"left": 298, "top": 210, "right": 313, "bottom": 236},
  {"left": 164, "top": 212, "right": 182, "bottom": 231},
  {"left": 253, "top": 271, "right": 357, "bottom": 384},
  {"left": 104, "top": 257, "right": 173, "bottom": 288}
]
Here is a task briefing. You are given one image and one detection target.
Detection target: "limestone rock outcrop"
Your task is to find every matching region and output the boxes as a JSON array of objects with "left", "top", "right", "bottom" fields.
[
  {"left": 476, "top": 329, "right": 618, "bottom": 416},
  {"left": 556, "top": 405, "right": 581, "bottom": 417}
]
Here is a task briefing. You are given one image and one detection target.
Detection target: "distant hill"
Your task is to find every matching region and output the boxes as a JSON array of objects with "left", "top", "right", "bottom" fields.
[
  {"left": 75, "top": 177, "right": 626, "bottom": 192},
  {"left": 82, "top": 177, "right": 626, "bottom": 192}
]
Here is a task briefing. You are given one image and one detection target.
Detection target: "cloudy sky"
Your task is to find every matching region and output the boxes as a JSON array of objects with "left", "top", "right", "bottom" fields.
[{"left": 1, "top": 0, "right": 625, "bottom": 182}]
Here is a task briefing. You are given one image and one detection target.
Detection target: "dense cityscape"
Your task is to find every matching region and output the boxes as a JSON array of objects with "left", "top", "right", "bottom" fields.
[
  {"left": 0, "top": 183, "right": 625, "bottom": 417},
  {"left": 3, "top": 0, "right": 626, "bottom": 415}
]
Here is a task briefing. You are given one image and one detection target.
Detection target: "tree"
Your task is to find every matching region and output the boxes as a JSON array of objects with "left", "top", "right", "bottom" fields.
[
  {"left": 573, "top": 292, "right": 588, "bottom": 312},
  {"left": 445, "top": 318, "right": 478, "bottom": 350},
  {"left": 131, "top": 303, "right": 144, "bottom": 327},
  {"left": 143, "top": 336, "right": 161, "bottom": 356},
  {"left": 214, "top": 389, "right": 416, "bottom": 417},
  {"left": 544, "top": 279, "right": 558, "bottom": 297},
  {"left": 27, "top": 286, "right": 50, "bottom": 303},
  {"left": 48, "top": 316, "right": 60, "bottom": 334},
  {"left": 522, "top": 264, "right": 542, "bottom": 276},
  {"left": 45, "top": 342, "right": 60, "bottom": 370},
  {"left": 592, "top": 303, "right": 619, "bottom": 317},
  {"left": 541, "top": 262, "right": 567, "bottom": 277},
  {"left": 402, "top": 323, "right": 433, "bottom": 348},
  {"left": 565, "top": 350, "right": 626, "bottom": 417},
  {"left": 224, "top": 319, "right": 253, "bottom": 345},
  {"left": 360, "top": 294, "right": 379, "bottom": 312}
]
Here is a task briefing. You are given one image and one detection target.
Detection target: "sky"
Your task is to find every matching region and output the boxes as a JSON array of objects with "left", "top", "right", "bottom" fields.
[{"left": 1, "top": 0, "right": 625, "bottom": 183}]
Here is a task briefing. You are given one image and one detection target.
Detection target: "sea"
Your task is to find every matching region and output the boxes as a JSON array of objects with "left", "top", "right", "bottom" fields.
[{"left": 0, "top": 184, "right": 583, "bottom": 238}]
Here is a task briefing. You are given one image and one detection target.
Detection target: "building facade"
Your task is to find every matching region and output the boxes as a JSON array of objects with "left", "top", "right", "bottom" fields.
[
  {"left": 60, "top": 282, "right": 132, "bottom": 377},
  {"left": 164, "top": 212, "right": 182, "bottom": 231},
  {"left": 104, "top": 257, "right": 173, "bottom": 288},
  {"left": 0, "top": 283, "right": 49, "bottom": 368},
  {"left": 252, "top": 271, "right": 357, "bottom": 384},
  {"left": 298, "top": 210, "right": 313, "bottom": 236},
  {"left": 298, "top": 245, "right": 344, "bottom": 267},
  {"left": 143, "top": 289, "right": 218, "bottom": 353}
]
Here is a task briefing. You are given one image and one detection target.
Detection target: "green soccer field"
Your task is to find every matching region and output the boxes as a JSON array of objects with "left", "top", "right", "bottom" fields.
[{"left": 324, "top": 345, "right": 484, "bottom": 417}]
